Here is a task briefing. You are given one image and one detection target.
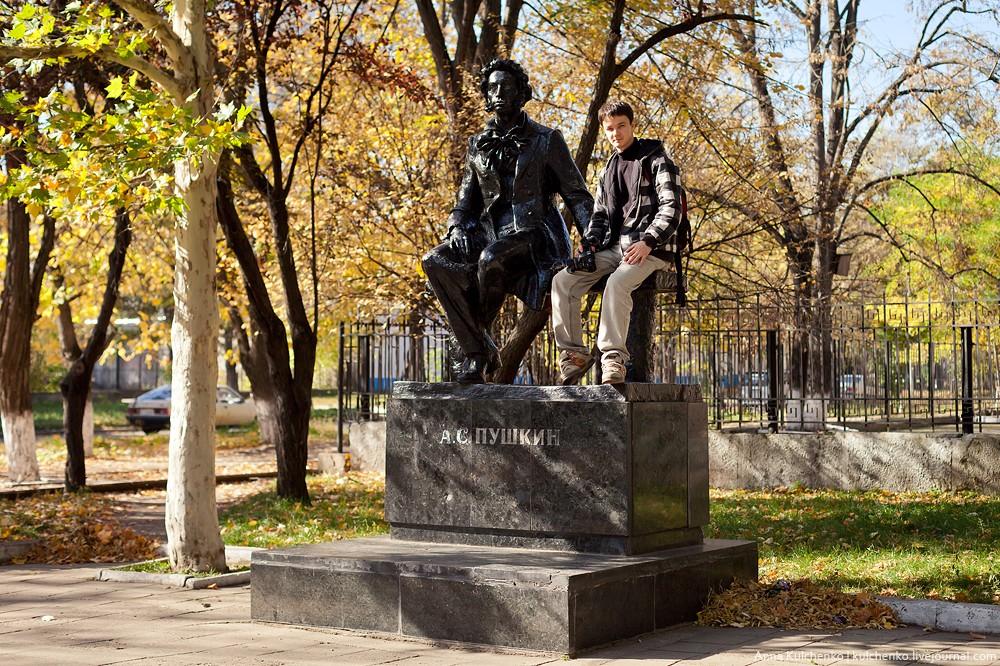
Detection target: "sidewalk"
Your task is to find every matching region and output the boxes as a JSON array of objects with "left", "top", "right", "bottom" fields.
[
  {"left": 1, "top": 564, "right": 997, "bottom": 665},
  {"left": 0, "top": 438, "right": 283, "bottom": 494}
]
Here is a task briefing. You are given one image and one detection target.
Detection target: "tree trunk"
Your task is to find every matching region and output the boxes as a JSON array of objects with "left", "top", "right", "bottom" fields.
[
  {"left": 216, "top": 170, "right": 311, "bottom": 502},
  {"left": 59, "top": 209, "right": 132, "bottom": 491},
  {"left": 166, "top": 152, "right": 227, "bottom": 572},
  {"left": 625, "top": 290, "right": 656, "bottom": 382},
  {"left": 573, "top": 0, "right": 625, "bottom": 176},
  {"left": 0, "top": 204, "right": 37, "bottom": 484},
  {"left": 785, "top": 237, "right": 826, "bottom": 430},
  {"left": 61, "top": 364, "right": 90, "bottom": 490},
  {"left": 235, "top": 327, "right": 310, "bottom": 500},
  {"left": 404, "top": 312, "right": 426, "bottom": 380},
  {"left": 237, "top": 326, "right": 281, "bottom": 448},
  {"left": 223, "top": 324, "right": 239, "bottom": 390},
  {"left": 82, "top": 398, "right": 94, "bottom": 457},
  {"left": 0, "top": 162, "right": 54, "bottom": 482},
  {"left": 164, "top": 0, "right": 227, "bottom": 573},
  {"left": 492, "top": 306, "right": 549, "bottom": 384}
]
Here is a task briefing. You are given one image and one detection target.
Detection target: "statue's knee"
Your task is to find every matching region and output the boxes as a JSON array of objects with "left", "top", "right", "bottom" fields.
[
  {"left": 422, "top": 248, "right": 444, "bottom": 274},
  {"left": 478, "top": 248, "right": 499, "bottom": 274}
]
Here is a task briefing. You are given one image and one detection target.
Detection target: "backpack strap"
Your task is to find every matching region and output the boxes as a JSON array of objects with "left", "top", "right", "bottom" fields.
[{"left": 674, "top": 188, "right": 690, "bottom": 306}]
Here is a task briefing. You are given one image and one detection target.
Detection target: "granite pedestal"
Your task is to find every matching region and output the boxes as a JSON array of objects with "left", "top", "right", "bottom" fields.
[
  {"left": 251, "top": 383, "right": 757, "bottom": 655},
  {"left": 251, "top": 536, "right": 757, "bottom": 655},
  {"left": 386, "top": 382, "right": 709, "bottom": 555}
]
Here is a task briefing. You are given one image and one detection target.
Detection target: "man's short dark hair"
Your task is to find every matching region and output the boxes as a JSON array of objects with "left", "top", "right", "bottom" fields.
[
  {"left": 479, "top": 59, "right": 533, "bottom": 103},
  {"left": 598, "top": 100, "right": 634, "bottom": 123}
]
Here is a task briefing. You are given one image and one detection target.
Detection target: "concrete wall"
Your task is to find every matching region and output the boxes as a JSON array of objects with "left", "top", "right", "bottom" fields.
[
  {"left": 348, "top": 421, "right": 386, "bottom": 474},
  {"left": 349, "top": 420, "right": 999, "bottom": 492},
  {"left": 709, "top": 431, "right": 1000, "bottom": 492}
]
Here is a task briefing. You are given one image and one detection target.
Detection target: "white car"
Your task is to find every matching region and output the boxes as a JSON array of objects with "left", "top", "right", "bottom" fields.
[{"left": 124, "top": 385, "right": 256, "bottom": 433}]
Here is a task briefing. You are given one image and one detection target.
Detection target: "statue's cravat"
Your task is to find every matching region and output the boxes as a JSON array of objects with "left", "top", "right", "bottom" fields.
[{"left": 476, "top": 117, "right": 528, "bottom": 171}]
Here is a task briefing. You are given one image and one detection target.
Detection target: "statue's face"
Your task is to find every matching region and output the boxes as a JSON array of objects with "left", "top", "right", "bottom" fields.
[{"left": 485, "top": 70, "right": 523, "bottom": 116}]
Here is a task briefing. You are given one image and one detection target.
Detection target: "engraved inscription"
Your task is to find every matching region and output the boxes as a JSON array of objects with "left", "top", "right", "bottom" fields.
[{"left": 438, "top": 427, "right": 560, "bottom": 446}]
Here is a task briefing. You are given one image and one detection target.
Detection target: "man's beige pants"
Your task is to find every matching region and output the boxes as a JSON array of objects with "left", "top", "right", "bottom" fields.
[{"left": 551, "top": 245, "right": 667, "bottom": 363}]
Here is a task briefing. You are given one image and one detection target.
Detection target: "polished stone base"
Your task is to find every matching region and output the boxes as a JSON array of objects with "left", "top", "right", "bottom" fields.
[
  {"left": 250, "top": 536, "right": 758, "bottom": 655},
  {"left": 386, "top": 382, "right": 710, "bottom": 555}
]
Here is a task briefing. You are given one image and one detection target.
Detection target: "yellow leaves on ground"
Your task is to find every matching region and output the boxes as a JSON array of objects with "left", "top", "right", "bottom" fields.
[
  {"left": 699, "top": 579, "right": 899, "bottom": 630},
  {"left": 0, "top": 492, "right": 159, "bottom": 565}
]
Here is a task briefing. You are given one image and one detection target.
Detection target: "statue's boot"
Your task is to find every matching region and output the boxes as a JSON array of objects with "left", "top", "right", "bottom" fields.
[{"left": 456, "top": 354, "right": 489, "bottom": 385}]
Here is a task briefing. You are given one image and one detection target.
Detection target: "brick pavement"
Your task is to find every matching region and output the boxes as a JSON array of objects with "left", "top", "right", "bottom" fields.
[{"left": 1, "top": 563, "right": 997, "bottom": 665}]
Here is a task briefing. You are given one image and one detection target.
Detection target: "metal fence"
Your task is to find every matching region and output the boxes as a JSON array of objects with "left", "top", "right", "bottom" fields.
[
  {"left": 336, "top": 294, "right": 1000, "bottom": 442},
  {"left": 92, "top": 350, "right": 165, "bottom": 392}
]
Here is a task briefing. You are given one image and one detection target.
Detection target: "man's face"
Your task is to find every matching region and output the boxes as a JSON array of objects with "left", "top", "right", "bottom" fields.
[
  {"left": 486, "top": 70, "right": 523, "bottom": 116},
  {"left": 603, "top": 114, "right": 635, "bottom": 152}
]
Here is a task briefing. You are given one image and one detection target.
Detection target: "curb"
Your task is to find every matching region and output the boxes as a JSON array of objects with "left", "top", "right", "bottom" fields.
[
  {"left": 0, "top": 470, "right": 294, "bottom": 500},
  {"left": 0, "top": 539, "right": 41, "bottom": 564},
  {"left": 97, "top": 566, "right": 251, "bottom": 589},
  {"left": 880, "top": 596, "right": 1000, "bottom": 635},
  {"left": 97, "top": 546, "right": 261, "bottom": 589}
]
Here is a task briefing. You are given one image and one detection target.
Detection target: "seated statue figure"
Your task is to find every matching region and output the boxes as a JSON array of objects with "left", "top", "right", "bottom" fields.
[{"left": 422, "top": 59, "right": 594, "bottom": 384}]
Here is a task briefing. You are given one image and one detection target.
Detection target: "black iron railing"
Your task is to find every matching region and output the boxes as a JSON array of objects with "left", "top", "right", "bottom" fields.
[{"left": 335, "top": 294, "right": 1000, "bottom": 444}]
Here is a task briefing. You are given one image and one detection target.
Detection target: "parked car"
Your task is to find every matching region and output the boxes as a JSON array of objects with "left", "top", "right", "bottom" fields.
[{"left": 124, "top": 385, "right": 256, "bottom": 433}]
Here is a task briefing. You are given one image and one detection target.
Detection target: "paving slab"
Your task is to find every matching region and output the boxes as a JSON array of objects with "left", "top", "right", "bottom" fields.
[{"left": 1, "top": 562, "right": 995, "bottom": 664}]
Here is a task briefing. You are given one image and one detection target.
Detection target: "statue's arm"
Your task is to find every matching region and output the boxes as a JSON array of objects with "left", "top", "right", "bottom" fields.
[
  {"left": 447, "top": 137, "right": 483, "bottom": 235},
  {"left": 548, "top": 129, "right": 594, "bottom": 239}
]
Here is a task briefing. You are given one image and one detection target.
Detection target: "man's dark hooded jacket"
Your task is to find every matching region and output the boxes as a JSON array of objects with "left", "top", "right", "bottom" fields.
[
  {"left": 448, "top": 114, "right": 594, "bottom": 310},
  {"left": 584, "top": 138, "right": 683, "bottom": 261}
]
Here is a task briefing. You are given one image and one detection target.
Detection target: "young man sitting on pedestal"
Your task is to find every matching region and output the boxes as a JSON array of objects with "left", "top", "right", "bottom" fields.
[{"left": 551, "top": 100, "right": 684, "bottom": 385}]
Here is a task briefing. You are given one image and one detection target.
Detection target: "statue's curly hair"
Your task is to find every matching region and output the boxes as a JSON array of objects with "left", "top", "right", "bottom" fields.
[{"left": 478, "top": 59, "right": 533, "bottom": 103}]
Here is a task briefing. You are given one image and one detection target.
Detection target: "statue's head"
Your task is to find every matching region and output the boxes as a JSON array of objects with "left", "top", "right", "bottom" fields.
[{"left": 479, "top": 59, "right": 532, "bottom": 117}]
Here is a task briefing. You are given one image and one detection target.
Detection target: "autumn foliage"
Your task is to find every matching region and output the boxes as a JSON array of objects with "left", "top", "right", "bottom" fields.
[
  {"left": 699, "top": 579, "right": 899, "bottom": 630},
  {"left": 1, "top": 492, "right": 159, "bottom": 565}
]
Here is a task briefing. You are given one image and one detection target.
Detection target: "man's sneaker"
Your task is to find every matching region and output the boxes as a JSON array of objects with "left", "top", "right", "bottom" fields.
[
  {"left": 601, "top": 353, "right": 626, "bottom": 384},
  {"left": 559, "top": 350, "right": 593, "bottom": 385}
]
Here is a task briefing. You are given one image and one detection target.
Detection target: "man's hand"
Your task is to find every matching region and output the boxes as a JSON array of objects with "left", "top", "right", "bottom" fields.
[{"left": 623, "top": 240, "right": 652, "bottom": 265}]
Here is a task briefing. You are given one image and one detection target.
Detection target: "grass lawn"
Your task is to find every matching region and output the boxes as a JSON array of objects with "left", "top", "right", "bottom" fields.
[
  {"left": 32, "top": 393, "right": 128, "bottom": 431},
  {"left": 4, "top": 471, "right": 994, "bottom": 608},
  {"left": 217, "top": 478, "right": 998, "bottom": 605},
  {"left": 117, "top": 559, "right": 249, "bottom": 576},
  {"left": 219, "top": 473, "right": 386, "bottom": 548},
  {"left": 706, "top": 487, "right": 1000, "bottom": 605}
]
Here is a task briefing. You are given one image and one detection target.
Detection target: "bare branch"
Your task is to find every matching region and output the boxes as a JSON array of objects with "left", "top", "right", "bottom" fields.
[
  {"left": 415, "top": 0, "right": 457, "bottom": 100},
  {"left": 731, "top": 17, "right": 802, "bottom": 218},
  {"left": 284, "top": 0, "right": 364, "bottom": 195},
  {"left": 615, "top": 11, "right": 760, "bottom": 76},
  {"left": 856, "top": 168, "right": 1000, "bottom": 199}
]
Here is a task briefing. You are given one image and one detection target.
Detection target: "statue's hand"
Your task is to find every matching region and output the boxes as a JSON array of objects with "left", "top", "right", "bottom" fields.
[{"left": 448, "top": 226, "right": 471, "bottom": 258}]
